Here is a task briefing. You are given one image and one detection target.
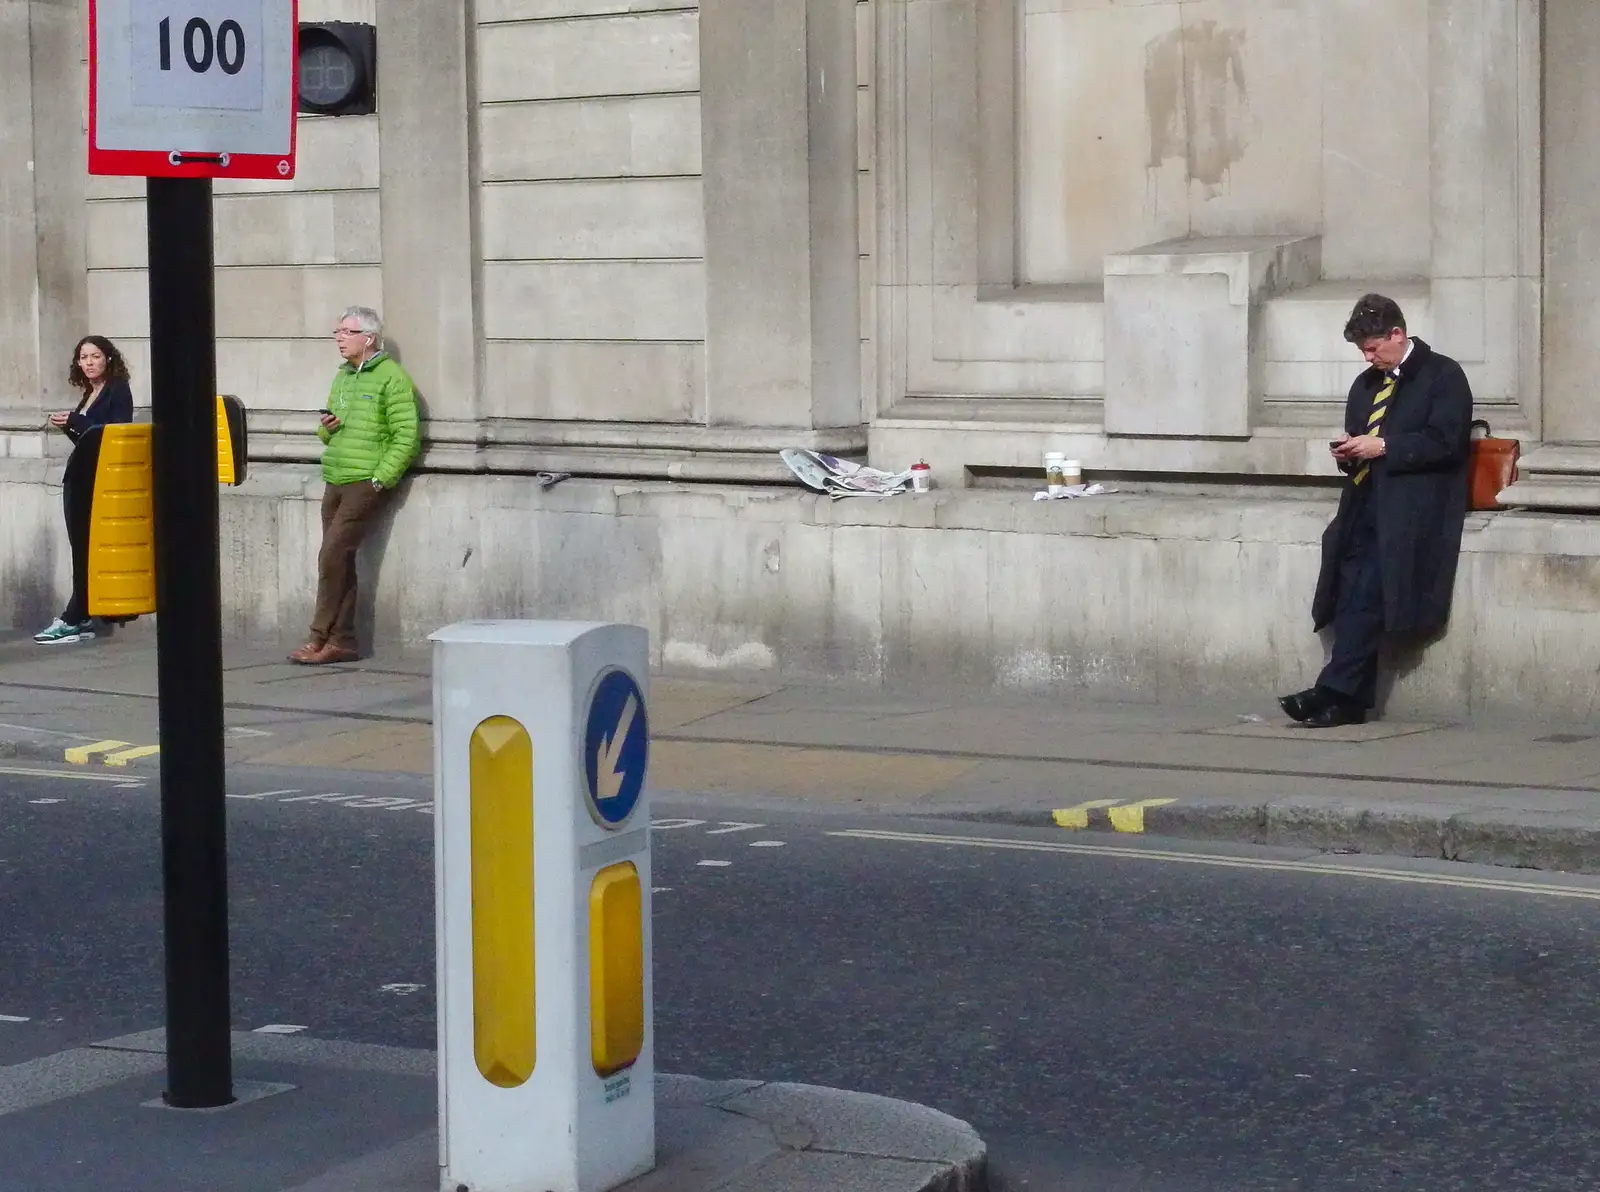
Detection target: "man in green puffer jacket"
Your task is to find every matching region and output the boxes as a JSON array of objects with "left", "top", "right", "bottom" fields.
[{"left": 289, "top": 306, "right": 421, "bottom": 665}]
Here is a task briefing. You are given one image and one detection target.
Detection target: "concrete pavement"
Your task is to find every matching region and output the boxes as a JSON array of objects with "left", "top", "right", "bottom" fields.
[
  {"left": 5, "top": 621, "right": 1600, "bottom": 872},
  {"left": 0, "top": 1028, "right": 984, "bottom": 1191}
]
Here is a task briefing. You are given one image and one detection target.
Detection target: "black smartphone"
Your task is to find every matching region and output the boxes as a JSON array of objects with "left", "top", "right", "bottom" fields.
[{"left": 318, "top": 408, "right": 333, "bottom": 416}]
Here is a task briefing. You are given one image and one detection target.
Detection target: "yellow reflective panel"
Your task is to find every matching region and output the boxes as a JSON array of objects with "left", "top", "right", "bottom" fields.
[
  {"left": 87, "top": 424, "right": 156, "bottom": 617},
  {"left": 215, "top": 395, "right": 247, "bottom": 486},
  {"left": 470, "top": 716, "right": 535, "bottom": 1089},
  {"left": 589, "top": 861, "right": 644, "bottom": 1077}
]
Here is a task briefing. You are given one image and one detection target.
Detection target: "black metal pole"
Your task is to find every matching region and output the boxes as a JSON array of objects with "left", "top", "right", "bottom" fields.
[{"left": 146, "top": 176, "right": 233, "bottom": 1109}]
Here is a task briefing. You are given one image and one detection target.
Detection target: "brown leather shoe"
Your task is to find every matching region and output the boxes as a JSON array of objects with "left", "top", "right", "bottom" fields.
[
  {"left": 312, "top": 643, "right": 361, "bottom": 665},
  {"left": 288, "top": 641, "right": 325, "bottom": 664}
]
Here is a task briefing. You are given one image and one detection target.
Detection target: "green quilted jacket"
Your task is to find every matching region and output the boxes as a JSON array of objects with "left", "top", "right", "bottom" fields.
[{"left": 317, "top": 352, "right": 421, "bottom": 488}]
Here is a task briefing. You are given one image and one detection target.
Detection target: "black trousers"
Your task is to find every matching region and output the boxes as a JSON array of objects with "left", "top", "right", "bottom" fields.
[
  {"left": 60, "top": 472, "right": 93, "bottom": 625},
  {"left": 1316, "top": 498, "right": 1384, "bottom": 709}
]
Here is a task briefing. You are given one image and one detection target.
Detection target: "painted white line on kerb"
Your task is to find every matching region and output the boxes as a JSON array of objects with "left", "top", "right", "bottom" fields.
[
  {"left": 0, "top": 764, "right": 146, "bottom": 786},
  {"left": 828, "top": 828, "right": 1600, "bottom": 902}
]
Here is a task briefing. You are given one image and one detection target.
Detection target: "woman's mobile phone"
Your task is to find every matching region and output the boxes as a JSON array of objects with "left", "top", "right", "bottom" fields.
[{"left": 318, "top": 408, "right": 333, "bottom": 416}]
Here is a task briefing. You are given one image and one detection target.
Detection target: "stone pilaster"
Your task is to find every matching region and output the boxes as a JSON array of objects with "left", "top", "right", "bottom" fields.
[
  {"left": 0, "top": 0, "right": 87, "bottom": 431},
  {"left": 377, "top": 0, "right": 483, "bottom": 463},
  {"left": 699, "top": 0, "right": 861, "bottom": 432}
]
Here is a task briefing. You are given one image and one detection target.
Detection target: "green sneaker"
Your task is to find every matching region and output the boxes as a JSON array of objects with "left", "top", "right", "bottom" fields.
[{"left": 33, "top": 618, "right": 91, "bottom": 645}]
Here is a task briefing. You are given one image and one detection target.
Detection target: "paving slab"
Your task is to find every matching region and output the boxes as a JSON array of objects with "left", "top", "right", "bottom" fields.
[
  {"left": 0, "top": 1031, "right": 985, "bottom": 1192},
  {"left": 7, "top": 630, "right": 1600, "bottom": 873}
]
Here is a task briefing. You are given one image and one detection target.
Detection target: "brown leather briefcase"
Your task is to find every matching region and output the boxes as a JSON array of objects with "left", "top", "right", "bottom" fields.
[{"left": 1468, "top": 419, "right": 1519, "bottom": 510}]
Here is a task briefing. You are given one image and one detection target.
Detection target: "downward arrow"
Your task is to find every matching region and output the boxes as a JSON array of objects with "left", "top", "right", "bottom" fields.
[{"left": 596, "top": 693, "right": 638, "bottom": 801}]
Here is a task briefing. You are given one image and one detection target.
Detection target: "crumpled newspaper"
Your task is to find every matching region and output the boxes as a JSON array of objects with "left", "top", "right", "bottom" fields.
[{"left": 779, "top": 448, "right": 913, "bottom": 499}]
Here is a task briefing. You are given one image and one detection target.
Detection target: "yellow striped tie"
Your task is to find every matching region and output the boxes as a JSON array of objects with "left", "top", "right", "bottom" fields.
[{"left": 1351, "top": 375, "right": 1395, "bottom": 486}]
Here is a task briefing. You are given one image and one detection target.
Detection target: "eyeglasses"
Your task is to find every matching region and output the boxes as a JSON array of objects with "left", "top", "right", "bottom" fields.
[{"left": 333, "top": 327, "right": 365, "bottom": 338}]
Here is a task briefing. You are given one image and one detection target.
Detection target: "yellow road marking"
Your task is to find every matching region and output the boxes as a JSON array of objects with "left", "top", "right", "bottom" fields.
[
  {"left": 104, "top": 745, "right": 161, "bottom": 767},
  {"left": 1052, "top": 800, "right": 1120, "bottom": 829},
  {"left": 1107, "top": 798, "right": 1179, "bottom": 833},
  {"left": 828, "top": 828, "right": 1600, "bottom": 901},
  {"left": 64, "top": 740, "right": 131, "bottom": 765}
]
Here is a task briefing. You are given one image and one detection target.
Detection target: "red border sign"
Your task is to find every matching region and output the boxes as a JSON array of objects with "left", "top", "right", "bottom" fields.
[{"left": 88, "top": 0, "right": 299, "bottom": 180}]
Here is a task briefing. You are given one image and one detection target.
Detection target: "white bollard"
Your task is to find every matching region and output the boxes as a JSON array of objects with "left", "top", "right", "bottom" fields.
[{"left": 432, "top": 621, "right": 655, "bottom": 1192}]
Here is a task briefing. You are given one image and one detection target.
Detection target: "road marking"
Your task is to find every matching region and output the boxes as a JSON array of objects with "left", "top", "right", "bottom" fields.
[
  {"left": 705, "top": 821, "right": 765, "bottom": 835},
  {"left": 252, "top": 1024, "right": 307, "bottom": 1034},
  {"left": 0, "top": 764, "right": 144, "bottom": 786},
  {"left": 381, "top": 983, "right": 425, "bottom": 995},
  {"left": 696, "top": 860, "right": 732, "bottom": 868},
  {"left": 228, "top": 789, "right": 301, "bottom": 800},
  {"left": 0, "top": 1015, "right": 29, "bottom": 1024},
  {"left": 651, "top": 819, "right": 708, "bottom": 831},
  {"left": 1052, "top": 800, "right": 1121, "bottom": 829},
  {"left": 749, "top": 840, "right": 787, "bottom": 848},
  {"left": 652, "top": 887, "right": 672, "bottom": 893},
  {"left": 1106, "top": 798, "right": 1179, "bottom": 833},
  {"left": 28, "top": 799, "right": 63, "bottom": 805},
  {"left": 828, "top": 828, "right": 1600, "bottom": 902},
  {"left": 64, "top": 740, "right": 131, "bottom": 765},
  {"left": 103, "top": 745, "right": 161, "bottom": 767}
]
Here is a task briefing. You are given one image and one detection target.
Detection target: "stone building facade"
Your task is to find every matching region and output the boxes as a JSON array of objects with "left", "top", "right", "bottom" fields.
[{"left": 2, "top": 0, "right": 1598, "bottom": 717}]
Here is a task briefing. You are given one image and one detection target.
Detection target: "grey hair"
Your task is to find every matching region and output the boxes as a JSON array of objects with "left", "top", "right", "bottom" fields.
[{"left": 340, "top": 305, "right": 384, "bottom": 345}]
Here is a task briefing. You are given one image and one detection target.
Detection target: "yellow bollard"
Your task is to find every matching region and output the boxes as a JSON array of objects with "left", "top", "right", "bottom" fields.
[{"left": 87, "top": 424, "right": 156, "bottom": 618}]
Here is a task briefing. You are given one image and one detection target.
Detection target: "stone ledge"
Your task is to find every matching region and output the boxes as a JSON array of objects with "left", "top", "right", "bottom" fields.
[{"left": 203, "top": 471, "right": 1600, "bottom": 555}]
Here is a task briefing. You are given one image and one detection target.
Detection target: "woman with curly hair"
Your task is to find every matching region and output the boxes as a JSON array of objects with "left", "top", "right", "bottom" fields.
[{"left": 34, "top": 335, "right": 135, "bottom": 645}]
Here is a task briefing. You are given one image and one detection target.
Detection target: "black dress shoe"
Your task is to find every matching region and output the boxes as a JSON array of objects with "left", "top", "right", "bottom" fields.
[
  {"left": 1304, "top": 700, "right": 1366, "bottom": 728},
  {"left": 1279, "top": 688, "right": 1329, "bottom": 723}
]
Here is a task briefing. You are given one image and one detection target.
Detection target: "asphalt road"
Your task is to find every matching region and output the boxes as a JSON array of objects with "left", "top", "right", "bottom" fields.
[{"left": 3, "top": 761, "right": 1600, "bottom": 1190}]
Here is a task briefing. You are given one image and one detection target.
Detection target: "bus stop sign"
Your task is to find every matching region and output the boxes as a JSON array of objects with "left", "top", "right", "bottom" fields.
[{"left": 89, "top": 0, "right": 298, "bottom": 179}]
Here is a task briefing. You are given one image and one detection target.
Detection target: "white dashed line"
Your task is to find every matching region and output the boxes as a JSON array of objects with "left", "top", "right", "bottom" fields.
[
  {"left": 651, "top": 887, "right": 672, "bottom": 893},
  {"left": 749, "top": 840, "right": 786, "bottom": 848},
  {"left": 29, "top": 799, "right": 63, "bottom": 805},
  {"left": 696, "top": 860, "right": 732, "bottom": 868},
  {"left": 253, "top": 1024, "right": 308, "bottom": 1035},
  {"left": 380, "top": 983, "right": 426, "bottom": 995},
  {"left": 0, "top": 1015, "right": 30, "bottom": 1024}
]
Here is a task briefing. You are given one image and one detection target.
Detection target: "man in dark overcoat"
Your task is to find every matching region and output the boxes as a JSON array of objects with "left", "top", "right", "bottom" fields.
[{"left": 1280, "top": 294, "right": 1474, "bottom": 727}]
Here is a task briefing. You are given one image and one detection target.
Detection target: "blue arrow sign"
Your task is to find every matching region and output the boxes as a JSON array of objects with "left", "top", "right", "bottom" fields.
[{"left": 583, "top": 669, "right": 648, "bottom": 829}]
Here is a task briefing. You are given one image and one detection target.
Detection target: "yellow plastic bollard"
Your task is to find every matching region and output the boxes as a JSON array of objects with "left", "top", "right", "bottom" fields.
[{"left": 87, "top": 424, "right": 156, "bottom": 618}]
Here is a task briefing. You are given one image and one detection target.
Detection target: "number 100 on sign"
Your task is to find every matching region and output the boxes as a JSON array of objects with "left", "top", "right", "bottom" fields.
[
  {"left": 90, "top": 0, "right": 295, "bottom": 178},
  {"left": 132, "top": 0, "right": 263, "bottom": 111}
]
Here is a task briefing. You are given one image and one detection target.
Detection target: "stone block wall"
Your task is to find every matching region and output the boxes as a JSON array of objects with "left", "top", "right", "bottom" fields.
[
  {"left": 32, "top": 466, "right": 1590, "bottom": 723},
  {"left": 84, "top": 0, "right": 382, "bottom": 412},
  {"left": 477, "top": 0, "right": 707, "bottom": 424}
]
